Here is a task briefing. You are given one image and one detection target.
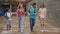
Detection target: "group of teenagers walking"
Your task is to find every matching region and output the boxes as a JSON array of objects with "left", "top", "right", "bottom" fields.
[{"left": 5, "top": 3, "right": 47, "bottom": 32}]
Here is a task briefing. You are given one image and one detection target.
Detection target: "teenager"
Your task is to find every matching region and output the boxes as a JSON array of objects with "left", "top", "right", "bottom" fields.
[
  {"left": 28, "top": 4, "right": 36, "bottom": 32},
  {"left": 16, "top": 4, "right": 25, "bottom": 32},
  {"left": 38, "top": 4, "right": 47, "bottom": 32},
  {"left": 5, "top": 8, "right": 12, "bottom": 32}
]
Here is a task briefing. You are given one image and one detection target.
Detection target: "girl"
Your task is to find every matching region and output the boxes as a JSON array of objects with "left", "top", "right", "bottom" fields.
[
  {"left": 38, "top": 4, "right": 47, "bottom": 32},
  {"left": 16, "top": 4, "right": 25, "bottom": 32}
]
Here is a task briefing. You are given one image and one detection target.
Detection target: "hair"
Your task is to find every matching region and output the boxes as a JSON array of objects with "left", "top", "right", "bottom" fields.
[
  {"left": 17, "top": 3, "right": 23, "bottom": 9},
  {"left": 30, "top": 4, "right": 33, "bottom": 7},
  {"left": 18, "top": 6, "right": 20, "bottom": 9},
  {"left": 6, "top": 8, "right": 10, "bottom": 12},
  {"left": 40, "top": 4, "right": 45, "bottom": 8}
]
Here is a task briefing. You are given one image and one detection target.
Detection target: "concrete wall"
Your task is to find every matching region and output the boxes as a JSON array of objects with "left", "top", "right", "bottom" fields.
[
  {"left": 27, "top": 0, "right": 60, "bottom": 27},
  {"left": 46, "top": 0, "right": 60, "bottom": 27}
]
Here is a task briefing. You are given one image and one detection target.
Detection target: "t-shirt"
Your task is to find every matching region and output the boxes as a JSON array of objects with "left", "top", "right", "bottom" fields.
[
  {"left": 28, "top": 8, "right": 36, "bottom": 18},
  {"left": 38, "top": 8, "right": 47, "bottom": 18},
  {"left": 17, "top": 8, "right": 24, "bottom": 17},
  {"left": 5, "top": 12, "right": 12, "bottom": 20}
]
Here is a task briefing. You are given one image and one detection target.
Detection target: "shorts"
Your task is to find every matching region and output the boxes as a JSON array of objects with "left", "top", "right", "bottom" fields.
[
  {"left": 6, "top": 19, "right": 11, "bottom": 26},
  {"left": 39, "top": 15, "right": 47, "bottom": 19},
  {"left": 39, "top": 15, "right": 44, "bottom": 18}
]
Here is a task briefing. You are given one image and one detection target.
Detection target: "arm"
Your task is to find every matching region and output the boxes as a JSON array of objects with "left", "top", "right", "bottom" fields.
[
  {"left": 45, "top": 8, "right": 47, "bottom": 18},
  {"left": 27, "top": 9, "right": 30, "bottom": 16},
  {"left": 16, "top": 9, "right": 18, "bottom": 17},
  {"left": 37, "top": 9, "right": 41, "bottom": 16}
]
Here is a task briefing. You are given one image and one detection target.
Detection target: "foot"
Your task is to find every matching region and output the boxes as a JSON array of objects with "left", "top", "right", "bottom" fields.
[
  {"left": 21, "top": 30, "right": 23, "bottom": 32},
  {"left": 7, "top": 30, "right": 11, "bottom": 33},
  {"left": 9, "top": 30, "right": 12, "bottom": 32},
  {"left": 31, "top": 29, "right": 33, "bottom": 32},
  {"left": 40, "top": 30, "right": 45, "bottom": 32}
]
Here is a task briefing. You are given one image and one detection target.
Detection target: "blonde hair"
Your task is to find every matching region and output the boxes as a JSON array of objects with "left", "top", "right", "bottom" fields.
[{"left": 17, "top": 3, "right": 23, "bottom": 9}]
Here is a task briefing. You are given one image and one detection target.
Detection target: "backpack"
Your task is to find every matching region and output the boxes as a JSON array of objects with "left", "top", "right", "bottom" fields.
[{"left": 5, "top": 12, "right": 11, "bottom": 19}]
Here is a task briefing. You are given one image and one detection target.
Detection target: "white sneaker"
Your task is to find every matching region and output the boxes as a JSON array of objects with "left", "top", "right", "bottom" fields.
[
  {"left": 40, "top": 30, "right": 45, "bottom": 32},
  {"left": 9, "top": 30, "right": 12, "bottom": 32},
  {"left": 21, "top": 30, "right": 23, "bottom": 32}
]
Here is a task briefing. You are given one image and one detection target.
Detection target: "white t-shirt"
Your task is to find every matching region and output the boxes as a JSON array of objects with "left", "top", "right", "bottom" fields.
[
  {"left": 38, "top": 8, "right": 47, "bottom": 18},
  {"left": 6, "top": 12, "right": 12, "bottom": 20}
]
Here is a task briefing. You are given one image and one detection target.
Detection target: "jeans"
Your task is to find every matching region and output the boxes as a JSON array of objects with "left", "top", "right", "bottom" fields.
[
  {"left": 18, "top": 16, "right": 24, "bottom": 32},
  {"left": 30, "top": 18, "right": 35, "bottom": 31}
]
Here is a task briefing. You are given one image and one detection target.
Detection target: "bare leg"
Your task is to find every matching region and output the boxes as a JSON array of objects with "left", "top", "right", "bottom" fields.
[
  {"left": 9, "top": 25, "right": 11, "bottom": 30},
  {"left": 7, "top": 25, "right": 9, "bottom": 31},
  {"left": 41, "top": 18, "right": 44, "bottom": 30}
]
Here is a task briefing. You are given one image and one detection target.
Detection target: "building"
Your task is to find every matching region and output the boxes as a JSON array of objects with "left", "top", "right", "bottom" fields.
[{"left": 0, "top": 0, "right": 32, "bottom": 16}]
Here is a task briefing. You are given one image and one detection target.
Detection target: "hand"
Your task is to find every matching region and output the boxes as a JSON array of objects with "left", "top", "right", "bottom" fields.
[{"left": 28, "top": 13, "right": 30, "bottom": 16}]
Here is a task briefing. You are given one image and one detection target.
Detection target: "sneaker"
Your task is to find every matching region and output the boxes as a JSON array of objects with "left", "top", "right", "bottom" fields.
[
  {"left": 7, "top": 31, "right": 11, "bottom": 33},
  {"left": 2, "top": 31, "right": 9, "bottom": 33},
  {"left": 9, "top": 30, "right": 12, "bottom": 32},
  {"left": 21, "top": 30, "right": 23, "bottom": 32},
  {"left": 40, "top": 30, "right": 45, "bottom": 32},
  {"left": 31, "top": 29, "right": 33, "bottom": 32}
]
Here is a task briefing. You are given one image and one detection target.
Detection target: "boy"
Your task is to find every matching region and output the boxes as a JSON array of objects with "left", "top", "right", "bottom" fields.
[{"left": 5, "top": 8, "right": 12, "bottom": 32}]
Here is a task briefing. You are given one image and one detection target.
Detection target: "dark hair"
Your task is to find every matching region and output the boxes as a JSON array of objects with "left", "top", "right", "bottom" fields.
[
  {"left": 18, "top": 6, "right": 20, "bottom": 9},
  {"left": 6, "top": 8, "right": 9, "bottom": 12}
]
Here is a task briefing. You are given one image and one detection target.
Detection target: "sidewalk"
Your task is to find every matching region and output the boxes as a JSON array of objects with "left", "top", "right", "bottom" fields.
[{"left": 0, "top": 16, "right": 60, "bottom": 34}]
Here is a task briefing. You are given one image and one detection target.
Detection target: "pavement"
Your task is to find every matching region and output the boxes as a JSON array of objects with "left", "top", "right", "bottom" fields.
[{"left": 0, "top": 16, "right": 60, "bottom": 34}]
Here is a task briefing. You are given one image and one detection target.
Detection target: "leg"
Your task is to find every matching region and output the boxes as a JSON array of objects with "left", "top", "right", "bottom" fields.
[
  {"left": 41, "top": 18, "right": 46, "bottom": 30},
  {"left": 40, "top": 18, "right": 44, "bottom": 30},
  {"left": 7, "top": 25, "right": 9, "bottom": 31},
  {"left": 20, "top": 16, "right": 24, "bottom": 32},
  {"left": 30, "top": 18, "right": 33, "bottom": 32},
  {"left": 31, "top": 18, "right": 35, "bottom": 32},
  {"left": 32, "top": 18, "right": 35, "bottom": 27},
  {"left": 6, "top": 20, "right": 9, "bottom": 31},
  {"left": 18, "top": 17, "right": 21, "bottom": 31},
  {"left": 9, "top": 20, "right": 11, "bottom": 30},
  {"left": 43, "top": 18, "right": 47, "bottom": 29},
  {"left": 39, "top": 16, "right": 42, "bottom": 28}
]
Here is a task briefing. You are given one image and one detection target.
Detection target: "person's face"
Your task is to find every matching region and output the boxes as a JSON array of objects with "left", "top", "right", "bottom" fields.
[
  {"left": 41, "top": 5, "right": 44, "bottom": 8},
  {"left": 8, "top": 9, "right": 10, "bottom": 12},
  {"left": 30, "top": 5, "right": 33, "bottom": 8}
]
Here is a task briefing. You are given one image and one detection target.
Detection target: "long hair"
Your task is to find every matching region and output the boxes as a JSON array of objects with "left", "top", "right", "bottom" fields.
[
  {"left": 17, "top": 3, "right": 23, "bottom": 9},
  {"left": 40, "top": 4, "right": 45, "bottom": 8}
]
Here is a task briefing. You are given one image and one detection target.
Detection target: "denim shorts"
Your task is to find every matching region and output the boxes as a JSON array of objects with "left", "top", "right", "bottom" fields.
[{"left": 6, "top": 19, "right": 11, "bottom": 26}]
